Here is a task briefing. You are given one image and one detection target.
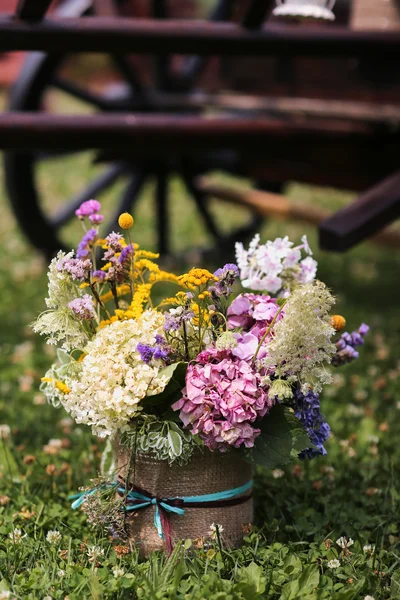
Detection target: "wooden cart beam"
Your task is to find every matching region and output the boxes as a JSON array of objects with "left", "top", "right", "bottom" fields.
[
  {"left": 16, "top": 0, "right": 53, "bottom": 21},
  {"left": 319, "top": 171, "right": 400, "bottom": 251},
  {"left": 0, "top": 17, "right": 400, "bottom": 55},
  {"left": 0, "top": 113, "right": 377, "bottom": 151}
]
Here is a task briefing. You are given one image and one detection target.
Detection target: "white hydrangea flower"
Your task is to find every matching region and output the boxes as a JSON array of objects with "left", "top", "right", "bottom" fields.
[
  {"left": 327, "top": 559, "right": 341, "bottom": 569},
  {"left": 60, "top": 310, "right": 170, "bottom": 436},
  {"left": 336, "top": 536, "right": 354, "bottom": 549},
  {"left": 46, "top": 530, "right": 62, "bottom": 545}
]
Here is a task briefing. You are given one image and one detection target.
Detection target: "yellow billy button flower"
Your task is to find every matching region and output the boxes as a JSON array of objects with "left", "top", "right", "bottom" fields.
[
  {"left": 118, "top": 212, "right": 134, "bottom": 230},
  {"left": 330, "top": 315, "right": 346, "bottom": 332}
]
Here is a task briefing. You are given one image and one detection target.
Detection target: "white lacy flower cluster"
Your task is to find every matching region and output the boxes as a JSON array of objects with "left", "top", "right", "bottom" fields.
[
  {"left": 235, "top": 234, "right": 317, "bottom": 295},
  {"left": 62, "top": 310, "right": 169, "bottom": 437},
  {"left": 263, "top": 280, "right": 336, "bottom": 393}
]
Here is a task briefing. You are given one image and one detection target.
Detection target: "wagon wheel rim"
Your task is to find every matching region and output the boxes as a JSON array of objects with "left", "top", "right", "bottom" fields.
[{"left": 4, "top": 0, "right": 266, "bottom": 261}]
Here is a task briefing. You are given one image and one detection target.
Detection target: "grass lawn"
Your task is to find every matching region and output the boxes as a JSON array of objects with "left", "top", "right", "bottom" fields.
[{"left": 0, "top": 148, "right": 399, "bottom": 599}]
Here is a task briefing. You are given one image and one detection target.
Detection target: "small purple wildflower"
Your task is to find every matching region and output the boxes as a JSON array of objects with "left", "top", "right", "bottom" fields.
[
  {"left": 75, "top": 200, "right": 101, "bottom": 218},
  {"left": 68, "top": 295, "right": 95, "bottom": 320},
  {"left": 88, "top": 213, "right": 104, "bottom": 225},
  {"left": 210, "top": 263, "right": 239, "bottom": 297},
  {"left": 92, "top": 270, "right": 107, "bottom": 281},
  {"left": 118, "top": 244, "right": 134, "bottom": 265},
  {"left": 137, "top": 342, "right": 169, "bottom": 364},
  {"left": 76, "top": 228, "right": 97, "bottom": 259},
  {"left": 332, "top": 323, "right": 369, "bottom": 367}
]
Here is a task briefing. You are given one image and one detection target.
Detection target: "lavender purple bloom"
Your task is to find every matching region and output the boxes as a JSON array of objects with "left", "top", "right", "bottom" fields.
[
  {"left": 137, "top": 342, "right": 169, "bottom": 364},
  {"left": 210, "top": 263, "right": 239, "bottom": 297},
  {"left": 118, "top": 244, "right": 134, "bottom": 265},
  {"left": 332, "top": 323, "right": 369, "bottom": 367},
  {"left": 76, "top": 228, "right": 97, "bottom": 259},
  {"left": 293, "top": 387, "right": 330, "bottom": 459}
]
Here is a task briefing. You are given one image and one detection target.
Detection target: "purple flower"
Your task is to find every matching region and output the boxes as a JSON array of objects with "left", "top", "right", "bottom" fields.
[
  {"left": 88, "top": 213, "right": 104, "bottom": 225},
  {"left": 75, "top": 199, "right": 101, "bottom": 218},
  {"left": 137, "top": 341, "right": 169, "bottom": 365},
  {"left": 68, "top": 294, "right": 95, "bottom": 320},
  {"left": 172, "top": 348, "right": 274, "bottom": 452},
  {"left": 57, "top": 257, "right": 92, "bottom": 281},
  {"left": 294, "top": 387, "right": 330, "bottom": 459},
  {"left": 118, "top": 244, "right": 134, "bottom": 265},
  {"left": 332, "top": 323, "right": 369, "bottom": 367},
  {"left": 76, "top": 228, "right": 97, "bottom": 259},
  {"left": 92, "top": 270, "right": 107, "bottom": 281},
  {"left": 210, "top": 263, "right": 239, "bottom": 297}
]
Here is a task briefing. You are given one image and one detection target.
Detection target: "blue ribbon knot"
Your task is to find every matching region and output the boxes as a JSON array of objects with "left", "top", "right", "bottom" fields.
[{"left": 70, "top": 479, "right": 253, "bottom": 543}]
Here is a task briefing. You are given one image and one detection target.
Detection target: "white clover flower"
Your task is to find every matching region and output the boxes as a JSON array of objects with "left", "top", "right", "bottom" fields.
[
  {"left": 8, "top": 528, "right": 26, "bottom": 545},
  {"left": 363, "top": 544, "right": 374, "bottom": 553},
  {"left": 272, "top": 469, "right": 285, "bottom": 479},
  {"left": 61, "top": 310, "right": 170, "bottom": 437},
  {"left": 46, "top": 530, "right": 62, "bottom": 545},
  {"left": 42, "top": 596, "right": 53, "bottom": 600},
  {"left": 364, "top": 596, "right": 375, "bottom": 600},
  {"left": 327, "top": 559, "right": 341, "bottom": 569},
  {"left": 0, "top": 591, "right": 12, "bottom": 599},
  {"left": 209, "top": 523, "right": 224, "bottom": 539},
  {"left": 57, "top": 569, "right": 66, "bottom": 578},
  {"left": 113, "top": 567, "right": 125, "bottom": 578},
  {"left": 87, "top": 545, "right": 105, "bottom": 562},
  {"left": 336, "top": 536, "right": 354, "bottom": 549},
  {"left": 0, "top": 424, "right": 11, "bottom": 440},
  {"left": 367, "top": 435, "right": 379, "bottom": 445}
]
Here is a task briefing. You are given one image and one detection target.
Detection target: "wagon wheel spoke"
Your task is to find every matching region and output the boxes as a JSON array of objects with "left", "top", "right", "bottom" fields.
[
  {"left": 102, "top": 170, "right": 147, "bottom": 235},
  {"left": 155, "top": 170, "right": 169, "bottom": 255},
  {"left": 182, "top": 173, "right": 222, "bottom": 242},
  {"left": 50, "top": 162, "right": 128, "bottom": 229},
  {"left": 112, "top": 55, "right": 146, "bottom": 98},
  {"left": 51, "top": 76, "right": 113, "bottom": 111}
]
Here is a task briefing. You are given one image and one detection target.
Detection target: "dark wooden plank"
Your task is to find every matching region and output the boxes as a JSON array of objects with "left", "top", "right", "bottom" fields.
[
  {"left": 16, "top": 0, "right": 53, "bottom": 20},
  {"left": 319, "top": 171, "right": 400, "bottom": 251},
  {"left": 0, "top": 112, "right": 376, "bottom": 151},
  {"left": 1, "top": 17, "right": 400, "bottom": 55},
  {"left": 242, "top": 0, "right": 276, "bottom": 28}
]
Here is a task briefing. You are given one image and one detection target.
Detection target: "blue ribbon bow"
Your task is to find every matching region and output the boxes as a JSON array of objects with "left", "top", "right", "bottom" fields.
[{"left": 70, "top": 479, "right": 253, "bottom": 542}]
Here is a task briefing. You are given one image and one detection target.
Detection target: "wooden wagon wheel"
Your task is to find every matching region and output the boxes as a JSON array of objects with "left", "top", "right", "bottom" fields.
[{"left": 4, "top": 0, "right": 275, "bottom": 261}]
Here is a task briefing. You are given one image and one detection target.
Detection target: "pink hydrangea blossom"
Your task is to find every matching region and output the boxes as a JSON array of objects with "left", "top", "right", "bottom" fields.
[{"left": 172, "top": 348, "right": 274, "bottom": 451}]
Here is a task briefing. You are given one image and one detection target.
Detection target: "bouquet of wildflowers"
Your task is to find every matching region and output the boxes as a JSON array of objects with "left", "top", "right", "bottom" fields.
[{"left": 34, "top": 200, "right": 369, "bottom": 470}]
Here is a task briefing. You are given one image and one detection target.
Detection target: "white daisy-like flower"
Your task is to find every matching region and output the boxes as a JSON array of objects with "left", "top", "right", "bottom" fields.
[
  {"left": 113, "top": 567, "right": 125, "bottom": 578},
  {"left": 327, "top": 559, "right": 341, "bottom": 569},
  {"left": 46, "top": 530, "right": 62, "bottom": 545},
  {"left": 8, "top": 528, "right": 26, "bottom": 545},
  {"left": 336, "top": 536, "right": 354, "bottom": 549}
]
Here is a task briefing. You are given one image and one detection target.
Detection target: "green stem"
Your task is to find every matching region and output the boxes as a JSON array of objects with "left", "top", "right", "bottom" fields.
[{"left": 251, "top": 302, "right": 286, "bottom": 365}]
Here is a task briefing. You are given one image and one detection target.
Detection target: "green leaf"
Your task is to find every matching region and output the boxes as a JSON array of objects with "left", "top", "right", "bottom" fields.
[
  {"left": 142, "top": 362, "right": 188, "bottom": 415},
  {"left": 298, "top": 565, "right": 320, "bottom": 594},
  {"left": 237, "top": 561, "right": 267, "bottom": 595},
  {"left": 0, "top": 441, "right": 20, "bottom": 482},
  {"left": 248, "top": 405, "right": 310, "bottom": 469},
  {"left": 168, "top": 429, "right": 183, "bottom": 457}
]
